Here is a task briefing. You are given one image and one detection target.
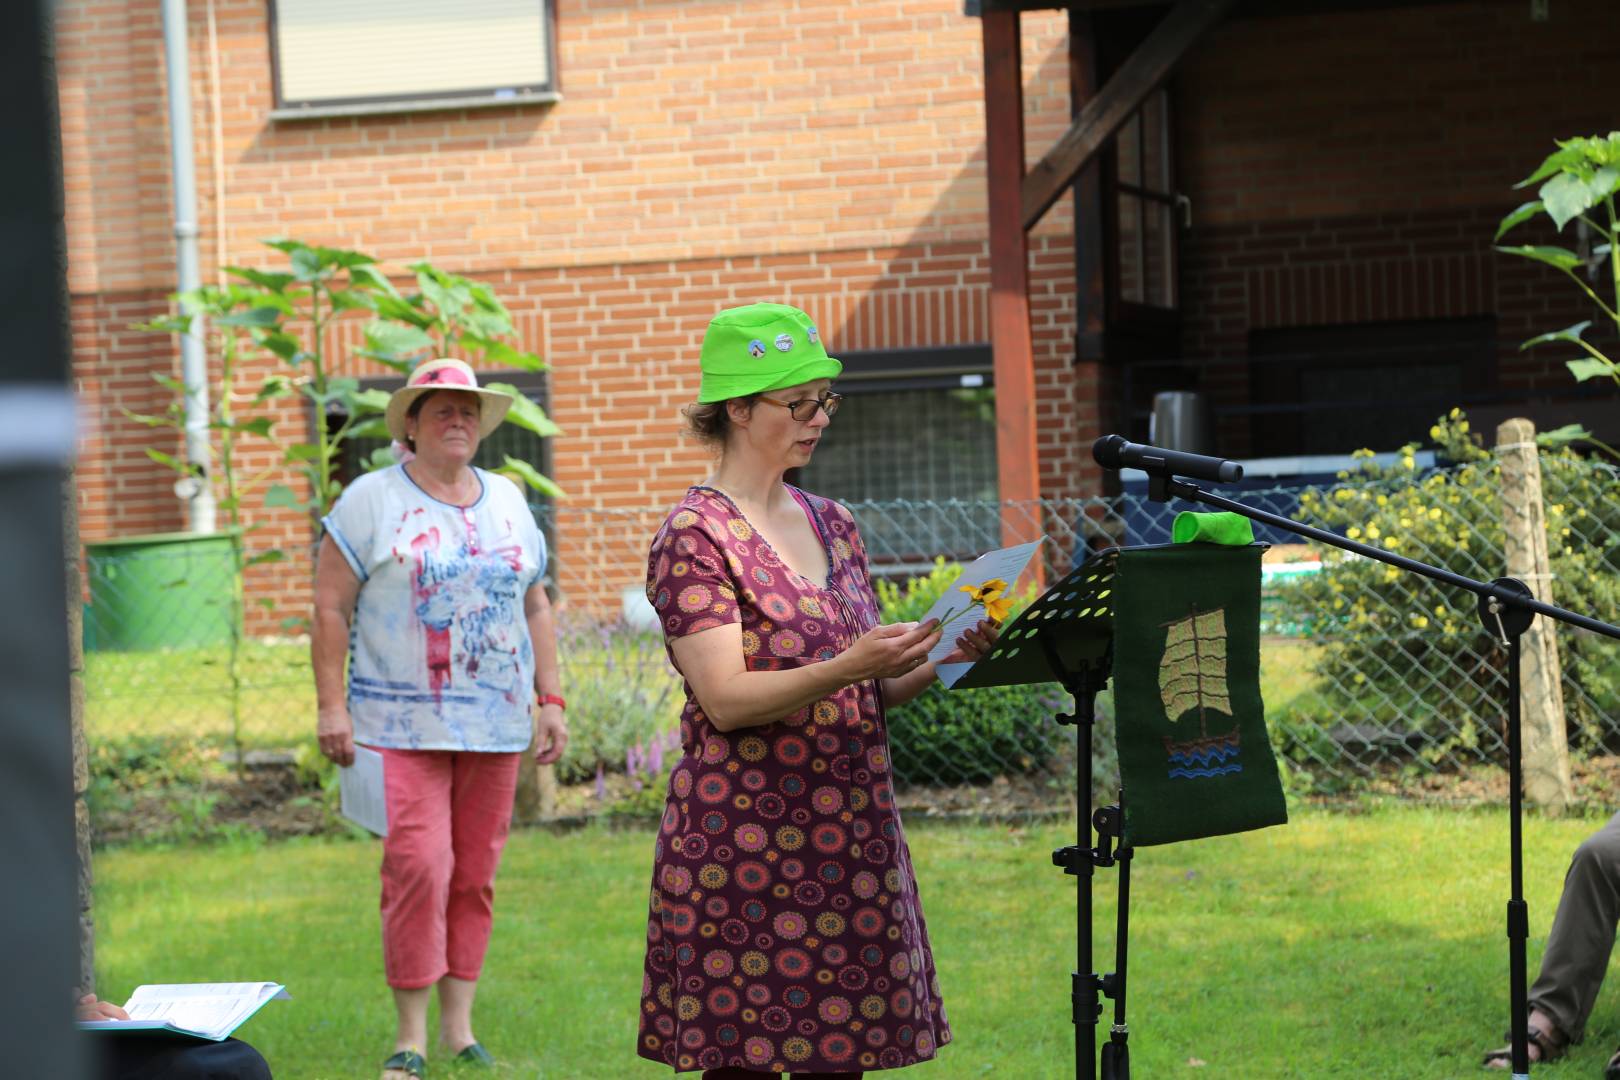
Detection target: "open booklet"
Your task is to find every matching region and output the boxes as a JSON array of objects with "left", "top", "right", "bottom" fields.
[
  {"left": 918, "top": 538, "right": 1045, "bottom": 688},
  {"left": 77, "top": 982, "right": 289, "bottom": 1042}
]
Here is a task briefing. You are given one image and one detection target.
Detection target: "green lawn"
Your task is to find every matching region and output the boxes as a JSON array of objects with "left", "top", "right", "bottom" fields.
[{"left": 91, "top": 807, "right": 1620, "bottom": 1078}]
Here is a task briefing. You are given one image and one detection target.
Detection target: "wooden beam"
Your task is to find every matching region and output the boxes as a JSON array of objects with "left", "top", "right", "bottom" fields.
[
  {"left": 1021, "top": 0, "right": 1232, "bottom": 230},
  {"left": 981, "top": 9, "right": 1043, "bottom": 549}
]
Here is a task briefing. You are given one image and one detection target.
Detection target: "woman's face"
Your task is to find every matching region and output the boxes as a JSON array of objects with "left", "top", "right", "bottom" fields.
[
  {"left": 407, "top": 389, "right": 482, "bottom": 465},
  {"left": 729, "top": 378, "right": 835, "bottom": 467}
]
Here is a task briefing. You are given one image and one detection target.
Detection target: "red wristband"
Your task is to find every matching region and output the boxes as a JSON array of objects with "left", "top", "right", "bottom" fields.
[{"left": 536, "top": 693, "right": 566, "bottom": 710}]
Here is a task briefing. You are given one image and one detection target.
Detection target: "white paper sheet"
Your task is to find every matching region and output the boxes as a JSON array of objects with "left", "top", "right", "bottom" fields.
[
  {"left": 920, "top": 539, "right": 1044, "bottom": 675},
  {"left": 340, "top": 746, "right": 388, "bottom": 837}
]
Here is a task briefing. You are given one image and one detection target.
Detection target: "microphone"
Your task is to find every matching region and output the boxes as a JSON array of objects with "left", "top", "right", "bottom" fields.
[{"left": 1092, "top": 434, "right": 1243, "bottom": 483}]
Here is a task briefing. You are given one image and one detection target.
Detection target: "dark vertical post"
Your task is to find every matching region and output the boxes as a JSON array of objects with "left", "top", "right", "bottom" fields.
[
  {"left": 0, "top": 1, "right": 89, "bottom": 1076},
  {"left": 981, "top": 8, "right": 1043, "bottom": 552},
  {"left": 1507, "top": 630, "right": 1530, "bottom": 1077}
]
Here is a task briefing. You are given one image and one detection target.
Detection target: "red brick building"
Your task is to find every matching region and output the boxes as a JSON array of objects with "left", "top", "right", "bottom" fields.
[{"left": 59, "top": 0, "right": 1618, "bottom": 621}]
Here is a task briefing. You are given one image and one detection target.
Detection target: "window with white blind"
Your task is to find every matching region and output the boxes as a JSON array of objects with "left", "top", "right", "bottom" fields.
[{"left": 270, "top": 0, "right": 558, "bottom": 119}]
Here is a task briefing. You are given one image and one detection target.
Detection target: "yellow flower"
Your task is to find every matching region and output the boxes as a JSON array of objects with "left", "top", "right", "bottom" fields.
[
  {"left": 1346, "top": 526, "right": 1362, "bottom": 539},
  {"left": 959, "top": 579, "right": 1013, "bottom": 623}
]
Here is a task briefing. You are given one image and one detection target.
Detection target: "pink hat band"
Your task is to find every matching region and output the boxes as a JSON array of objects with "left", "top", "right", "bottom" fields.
[{"left": 411, "top": 364, "right": 476, "bottom": 388}]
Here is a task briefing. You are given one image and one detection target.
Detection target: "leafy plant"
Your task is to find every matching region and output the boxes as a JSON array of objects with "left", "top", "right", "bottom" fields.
[
  {"left": 1496, "top": 132, "right": 1620, "bottom": 405},
  {"left": 876, "top": 559, "right": 1066, "bottom": 786},
  {"left": 553, "top": 616, "right": 683, "bottom": 785}
]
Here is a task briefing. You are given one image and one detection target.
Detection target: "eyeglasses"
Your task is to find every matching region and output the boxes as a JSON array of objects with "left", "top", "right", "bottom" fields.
[{"left": 758, "top": 392, "right": 843, "bottom": 422}]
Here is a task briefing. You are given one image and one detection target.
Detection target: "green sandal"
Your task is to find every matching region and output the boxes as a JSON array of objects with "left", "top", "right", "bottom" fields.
[
  {"left": 382, "top": 1048, "right": 427, "bottom": 1079},
  {"left": 453, "top": 1042, "right": 495, "bottom": 1067}
]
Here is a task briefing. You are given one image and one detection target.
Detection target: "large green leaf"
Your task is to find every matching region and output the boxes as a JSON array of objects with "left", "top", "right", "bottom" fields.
[
  {"left": 370, "top": 293, "right": 433, "bottom": 328},
  {"left": 349, "top": 388, "right": 393, "bottom": 412},
  {"left": 229, "top": 416, "right": 274, "bottom": 438},
  {"left": 254, "top": 330, "right": 305, "bottom": 363},
  {"left": 346, "top": 417, "right": 392, "bottom": 441},
  {"left": 290, "top": 246, "right": 326, "bottom": 282},
  {"left": 326, "top": 288, "right": 375, "bottom": 314},
  {"left": 1536, "top": 423, "right": 1593, "bottom": 449},
  {"left": 263, "top": 483, "right": 307, "bottom": 511},
  {"left": 225, "top": 265, "right": 296, "bottom": 293},
  {"left": 1567, "top": 357, "right": 1618, "bottom": 382},
  {"left": 282, "top": 443, "right": 322, "bottom": 463},
  {"left": 350, "top": 264, "right": 404, "bottom": 300},
  {"left": 464, "top": 336, "right": 546, "bottom": 372},
  {"left": 485, "top": 382, "right": 562, "bottom": 437},
  {"left": 1540, "top": 172, "right": 1594, "bottom": 230},
  {"left": 253, "top": 375, "right": 293, "bottom": 403},
  {"left": 1494, "top": 200, "right": 1545, "bottom": 242},
  {"left": 1521, "top": 320, "right": 1592, "bottom": 349},
  {"left": 144, "top": 448, "right": 189, "bottom": 475},
  {"left": 1515, "top": 143, "right": 1588, "bottom": 189},
  {"left": 213, "top": 306, "right": 284, "bottom": 328},
  {"left": 1494, "top": 244, "right": 1583, "bottom": 272},
  {"left": 314, "top": 246, "right": 375, "bottom": 269},
  {"left": 364, "top": 320, "right": 436, "bottom": 359},
  {"left": 497, "top": 454, "right": 565, "bottom": 498}
]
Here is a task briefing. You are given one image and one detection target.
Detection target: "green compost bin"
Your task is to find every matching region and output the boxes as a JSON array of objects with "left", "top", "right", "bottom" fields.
[{"left": 84, "top": 531, "right": 240, "bottom": 652}]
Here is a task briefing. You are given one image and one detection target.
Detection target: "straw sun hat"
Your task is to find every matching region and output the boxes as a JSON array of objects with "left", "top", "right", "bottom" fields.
[{"left": 384, "top": 358, "right": 512, "bottom": 444}]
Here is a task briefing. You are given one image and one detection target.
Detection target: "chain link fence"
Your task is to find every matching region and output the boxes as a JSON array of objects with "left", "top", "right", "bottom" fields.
[{"left": 81, "top": 451, "right": 1620, "bottom": 815}]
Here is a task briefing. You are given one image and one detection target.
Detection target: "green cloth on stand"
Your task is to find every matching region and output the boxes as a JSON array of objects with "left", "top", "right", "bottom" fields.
[
  {"left": 1171, "top": 510, "right": 1255, "bottom": 546},
  {"left": 1112, "top": 544, "right": 1287, "bottom": 847}
]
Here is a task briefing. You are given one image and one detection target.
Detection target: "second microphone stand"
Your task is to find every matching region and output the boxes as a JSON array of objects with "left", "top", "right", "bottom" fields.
[{"left": 1138, "top": 466, "right": 1620, "bottom": 1079}]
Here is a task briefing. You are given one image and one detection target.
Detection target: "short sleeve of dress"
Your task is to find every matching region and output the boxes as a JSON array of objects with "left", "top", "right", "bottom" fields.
[
  {"left": 320, "top": 471, "right": 383, "bottom": 582},
  {"left": 647, "top": 506, "right": 742, "bottom": 640}
]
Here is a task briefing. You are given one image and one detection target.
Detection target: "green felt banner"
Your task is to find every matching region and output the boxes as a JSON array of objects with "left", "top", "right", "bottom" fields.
[{"left": 1113, "top": 544, "right": 1288, "bottom": 847}]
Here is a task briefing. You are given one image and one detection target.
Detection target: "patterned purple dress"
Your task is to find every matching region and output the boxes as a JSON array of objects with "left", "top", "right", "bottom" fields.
[{"left": 637, "top": 485, "right": 951, "bottom": 1074}]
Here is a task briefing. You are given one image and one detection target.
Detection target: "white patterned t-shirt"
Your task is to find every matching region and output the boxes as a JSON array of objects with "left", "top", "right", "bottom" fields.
[{"left": 321, "top": 464, "right": 546, "bottom": 752}]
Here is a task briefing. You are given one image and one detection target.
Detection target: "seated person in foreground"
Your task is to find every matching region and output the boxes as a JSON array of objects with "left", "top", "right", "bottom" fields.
[
  {"left": 1484, "top": 813, "right": 1620, "bottom": 1076},
  {"left": 77, "top": 994, "right": 272, "bottom": 1080}
]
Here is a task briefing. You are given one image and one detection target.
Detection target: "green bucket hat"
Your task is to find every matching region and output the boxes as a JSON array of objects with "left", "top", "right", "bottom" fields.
[{"left": 697, "top": 303, "right": 842, "bottom": 403}]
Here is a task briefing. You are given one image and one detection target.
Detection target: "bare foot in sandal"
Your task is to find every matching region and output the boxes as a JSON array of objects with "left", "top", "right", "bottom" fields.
[{"left": 1483, "top": 1009, "right": 1568, "bottom": 1069}]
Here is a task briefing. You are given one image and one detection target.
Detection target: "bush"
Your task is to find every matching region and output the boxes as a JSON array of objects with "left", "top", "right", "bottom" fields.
[
  {"left": 554, "top": 615, "right": 683, "bottom": 784},
  {"left": 1277, "top": 410, "right": 1620, "bottom": 762},
  {"left": 876, "top": 560, "right": 1068, "bottom": 786}
]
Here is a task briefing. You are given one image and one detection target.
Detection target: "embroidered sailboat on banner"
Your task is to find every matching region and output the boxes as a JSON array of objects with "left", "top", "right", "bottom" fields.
[{"left": 1159, "top": 605, "right": 1243, "bottom": 779}]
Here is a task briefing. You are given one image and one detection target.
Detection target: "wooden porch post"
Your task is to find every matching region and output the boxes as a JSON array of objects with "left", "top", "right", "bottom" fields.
[{"left": 981, "top": 9, "right": 1043, "bottom": 549}]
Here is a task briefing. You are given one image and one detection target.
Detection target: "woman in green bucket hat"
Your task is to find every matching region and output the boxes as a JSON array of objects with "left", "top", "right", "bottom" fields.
[{"left": 634, "top": 303, "right": 999, "bottom": 1077}]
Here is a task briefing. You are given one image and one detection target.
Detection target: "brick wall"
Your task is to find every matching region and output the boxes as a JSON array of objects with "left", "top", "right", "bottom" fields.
[
  {"left": 59, "top": 0, "right": 1082, "bottom": 623},
  {"left": 1174, "top": 0, "right": 1618, "bottom": 454}
]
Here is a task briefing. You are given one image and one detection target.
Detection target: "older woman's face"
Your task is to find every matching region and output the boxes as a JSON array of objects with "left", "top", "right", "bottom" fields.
[{"left": 407, "top": 389, "right": 482, "bottom": 464}]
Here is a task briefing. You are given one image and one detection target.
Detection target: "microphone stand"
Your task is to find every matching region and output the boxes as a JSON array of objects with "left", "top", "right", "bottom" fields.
[{"left": 1136, "top": 466, "right": 1620, "bottom": 1080}]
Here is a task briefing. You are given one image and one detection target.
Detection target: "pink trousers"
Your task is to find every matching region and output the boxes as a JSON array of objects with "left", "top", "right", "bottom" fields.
[{"left": 375, "top": 747, "right": 521, "bottom": 990}]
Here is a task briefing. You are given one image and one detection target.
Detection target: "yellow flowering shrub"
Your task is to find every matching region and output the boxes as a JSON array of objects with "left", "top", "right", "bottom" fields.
[{"left": 1276, "top": 410, "right": 1620, "bottom": 770}]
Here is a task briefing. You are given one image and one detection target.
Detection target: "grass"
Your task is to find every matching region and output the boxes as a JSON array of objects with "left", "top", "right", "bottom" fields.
[{"left": 91, "top": 806, "right": 1620, "bottom": 1078}]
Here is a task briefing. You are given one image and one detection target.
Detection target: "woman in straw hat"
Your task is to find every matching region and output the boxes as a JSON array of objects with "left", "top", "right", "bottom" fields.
[
  {"left": 636, "top": 304, "right": 997, "bottom": 1078},
  {"left": 311, "top": 358, "right": 567, "bottom": 1079}
]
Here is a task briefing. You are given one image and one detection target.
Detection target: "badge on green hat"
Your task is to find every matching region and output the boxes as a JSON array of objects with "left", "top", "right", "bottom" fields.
[{"left": 697, "top": 303, "right": 842, "bottom": 403}]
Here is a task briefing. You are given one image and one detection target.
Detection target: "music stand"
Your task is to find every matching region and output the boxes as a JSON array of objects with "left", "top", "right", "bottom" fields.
[{"left": 948, "top": 548, "right": 1128, "bottom": 1079}]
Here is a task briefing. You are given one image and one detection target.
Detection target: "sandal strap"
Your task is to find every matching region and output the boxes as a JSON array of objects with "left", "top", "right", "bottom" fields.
[{"left": 382, "top": 1048, "right": 427, "bottom": 1078}]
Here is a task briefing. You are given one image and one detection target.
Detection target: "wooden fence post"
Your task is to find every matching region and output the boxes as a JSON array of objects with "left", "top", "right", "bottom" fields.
[{"left": 1496, "top": 418, "right": 1573, "bottom": 815}]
